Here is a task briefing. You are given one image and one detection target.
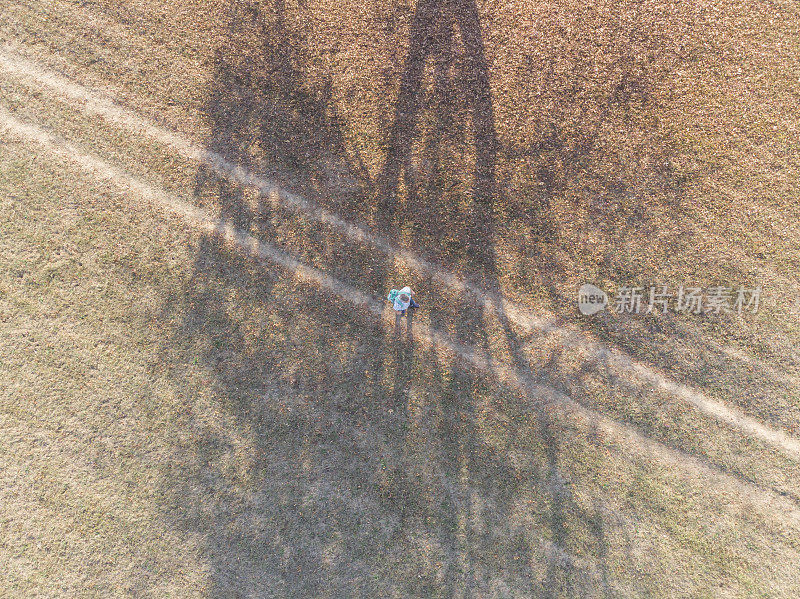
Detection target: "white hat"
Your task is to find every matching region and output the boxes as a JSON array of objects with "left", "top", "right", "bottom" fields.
[{"left": 393, "top": 286, "right": 412, "bottom": 311}]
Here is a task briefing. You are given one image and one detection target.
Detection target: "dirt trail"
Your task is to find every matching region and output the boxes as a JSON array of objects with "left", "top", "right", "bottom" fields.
[
  {"left": 1, "top": 45, "right": 798, "bottom": 463},
  {"left": 4, "top": 105, "right": 800, "bottom": 531}
]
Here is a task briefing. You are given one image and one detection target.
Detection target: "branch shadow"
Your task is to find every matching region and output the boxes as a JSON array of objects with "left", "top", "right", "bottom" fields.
[
  {"left": 151, "top": 0, "right": 799, "bottom": 596},
  {"left": 156, "top": 0, "right": 619, "bottom": 595}
]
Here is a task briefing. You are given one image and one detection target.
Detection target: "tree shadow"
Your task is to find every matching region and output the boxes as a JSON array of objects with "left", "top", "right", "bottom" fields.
[
  {"left": 378, "top": 0, "right": 615, "bottom": 594},
  {"left": 156, "top": 0, "right": 619, "bottom": 595},
  {"left": 152, "top": 0, "right": 799, "bottom": 596}
]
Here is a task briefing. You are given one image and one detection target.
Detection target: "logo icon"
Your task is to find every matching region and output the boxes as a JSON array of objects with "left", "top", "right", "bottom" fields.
[{"left": 578, "top": 284, "right": 608, "bottom": 316}]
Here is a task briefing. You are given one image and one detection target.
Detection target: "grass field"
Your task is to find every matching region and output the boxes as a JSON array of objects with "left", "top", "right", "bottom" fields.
[{"left": 1, "top": 0, "right": 799, "bottom": 597}]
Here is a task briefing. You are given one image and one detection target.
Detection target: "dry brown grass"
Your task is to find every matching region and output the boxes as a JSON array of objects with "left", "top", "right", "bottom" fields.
[{"left": 1, "top": 0, "right": 799, "bottom": 596}]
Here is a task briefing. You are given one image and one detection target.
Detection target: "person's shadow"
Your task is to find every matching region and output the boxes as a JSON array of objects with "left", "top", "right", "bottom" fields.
[{"left": 392, "top": 308, "right": 415, "bottom": 419}]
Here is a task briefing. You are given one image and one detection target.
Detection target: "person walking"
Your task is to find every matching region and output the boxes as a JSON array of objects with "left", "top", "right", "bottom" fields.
[{"left": 387, "top": 286, "right": 419, "bottom": 316}]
